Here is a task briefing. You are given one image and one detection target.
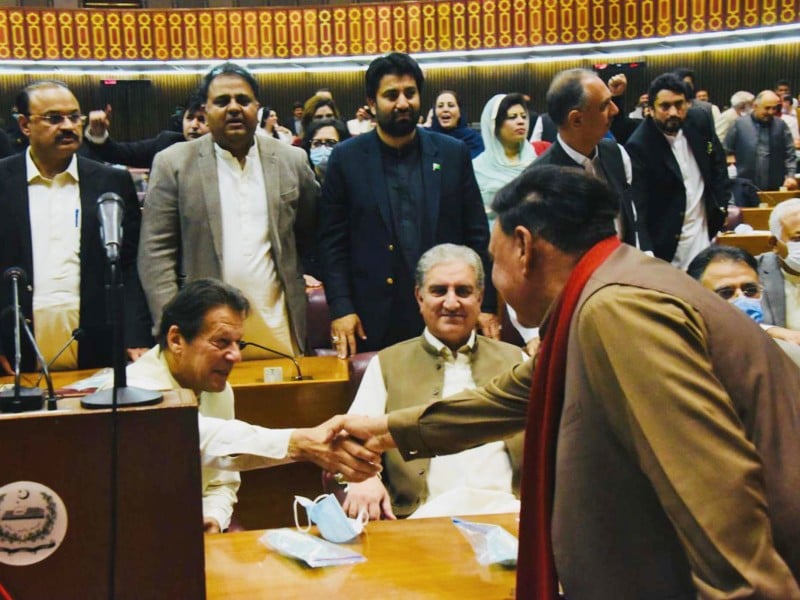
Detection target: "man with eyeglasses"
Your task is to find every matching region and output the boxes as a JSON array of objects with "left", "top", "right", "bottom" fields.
[
  {"left": 0, "top": 80, "right": 152, "bottom": 374},
  {"left": 724, "top": 90, "right": 798, "bottom": 192},
  {"left": 83, "top": 93, "right": 209, "bottom": 169},
  {"left": 138, "top": 63, "right": 319, "bottom": 360},
  {"left": 688, "top": 245, "right": 800, "bottom": 358}
]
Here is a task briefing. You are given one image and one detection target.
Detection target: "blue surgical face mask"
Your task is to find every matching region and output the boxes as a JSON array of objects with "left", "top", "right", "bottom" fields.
[
  {"left": 309, "top": 146, "right": 333, "bottom": 169},
  {"left": 731, "top": 295, "right": 763, "bottom": 323},
  {"left": 294, "top": 494, "right": 367, "bottom": 544}
]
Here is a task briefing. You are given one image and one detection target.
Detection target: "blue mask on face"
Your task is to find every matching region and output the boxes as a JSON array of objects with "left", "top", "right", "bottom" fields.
[
  {"left": 294, "top": 494, "right": 367, "bottom": 544},
  {"left": 309, "top": 146, "right": 333, "bottom": 169},
  {"left": 731, "top": 295, "right": 763, "bottom": 323}
]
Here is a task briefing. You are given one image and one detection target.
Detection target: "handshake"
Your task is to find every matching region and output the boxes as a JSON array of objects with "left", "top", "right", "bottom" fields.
[{"left": 288, "top": 414, "right": 396, "bottom": 482}]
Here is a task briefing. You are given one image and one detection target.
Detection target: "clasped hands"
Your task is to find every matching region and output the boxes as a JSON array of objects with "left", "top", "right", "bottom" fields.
[{"left": 289, "top": 414, "right": 395, "bottom": 481}]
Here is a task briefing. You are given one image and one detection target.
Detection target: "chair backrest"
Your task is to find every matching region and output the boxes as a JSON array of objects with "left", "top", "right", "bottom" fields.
[
  {"left": 716, "top": 232, "right": 772, "bottom": 255},
  {"left": 347, "top": 351, "right": 378, "bottom": 406},
  {"left": 305, "top": 286, "right": 332, "bottom": 354}
]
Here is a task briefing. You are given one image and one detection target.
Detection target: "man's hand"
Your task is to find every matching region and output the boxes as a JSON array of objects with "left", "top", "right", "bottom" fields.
[
  {"left": 525, "top": 336, "right": 541, "bottom": 357},
  {"left": 607, "top": 73, "right": 628, "bottom": 97},
  {"left": 342, "top": 476, "right": 396, "bottom": 521},
  {"left": 126, "top": 347, "right": 149, "bottom": 362},
  {"left": 0, "top": 354, "right": 11, "bottom": 376},
  {"left": 477, "top": 312, "right": 502, "bottom": 340},
  {"left": 288, "top": 415, "right": 381, "bottom": 482},
  {"left": 342, "top": 414, "right": 396, "bottom": 453},
  {"left": 203, "top": 517, "right": 221, "bottom": 534},
  {"left": 330, "top": 313, "right": 367, "bottom": 358},
  {"left": 87, "top": 107, "right": 111, "bottom": 139},
  {"left": 766, "top": 325, "right": 800, "bottom": 344},
  {"left": 783, "top": 176, "right": 798, "bottom": 191}
]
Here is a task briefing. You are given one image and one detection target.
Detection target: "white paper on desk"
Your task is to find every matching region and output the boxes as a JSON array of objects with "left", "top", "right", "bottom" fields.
[
  {"left": 60, "top": 368, "right": 113, "bottom": 391},
  {"left": 260, "top": 528, "right": 366, "bottom": 568}
]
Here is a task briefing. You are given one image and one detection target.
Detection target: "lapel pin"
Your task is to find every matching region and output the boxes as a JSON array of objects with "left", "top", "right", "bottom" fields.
[{"left": 432, "top": 162, "right": 441, "bottom": 171}]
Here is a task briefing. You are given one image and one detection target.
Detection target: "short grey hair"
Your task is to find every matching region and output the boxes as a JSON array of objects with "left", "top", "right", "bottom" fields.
[
  {"left": 730, "top": 90, "right": 754, "bottom": 110},
  {"left": 546, "top": 68, "right": 595, "bottom": 127},
  {"left": 414, "top": 243, "right": 484, "bottom": 291},
  {"left": 770, "top": 198, "right": 800, "bottom": 238}
]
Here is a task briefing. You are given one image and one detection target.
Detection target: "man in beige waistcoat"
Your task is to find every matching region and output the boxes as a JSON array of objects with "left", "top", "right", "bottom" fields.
[{"left": 344, "top": 243, "right": 526, "bottom": 520}]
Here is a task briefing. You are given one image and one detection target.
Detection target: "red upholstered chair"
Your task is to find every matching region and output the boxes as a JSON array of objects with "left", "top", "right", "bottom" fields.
[
  {"left": 305, "top": 285, "right": 336, "bottom": 356},
  {"left": 347, "top": 351, "right": 377, "bottom": 406}
]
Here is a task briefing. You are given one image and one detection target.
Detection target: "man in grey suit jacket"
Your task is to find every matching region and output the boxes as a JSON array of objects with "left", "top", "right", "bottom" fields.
[{"left": 138, "top": 64, "right": 319, "bottom": 356}]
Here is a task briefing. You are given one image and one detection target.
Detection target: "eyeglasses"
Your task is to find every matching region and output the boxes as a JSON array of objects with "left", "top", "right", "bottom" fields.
[
  {"left": 29, "top": 113, "right": 86, "bottom": 126},
  {"left": 310, "top": 138, "right": 338, "bottom": 149},
  {"left": 714, "top": 283, "right": 762, "bottom": 300}
]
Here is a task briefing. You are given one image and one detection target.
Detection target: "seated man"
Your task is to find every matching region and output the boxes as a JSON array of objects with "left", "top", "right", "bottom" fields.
[
  {"left": 687, "top": 245, "right": 800, "bottom": 364},
  {"left": 103, "top": 278, "right": 379, "bottom": 533},
  {"left": 344, "top": 244, "right": 526, "bottom": 520},
  {"left": 757, "top": 198, "right": 800, "bottom": 341}
]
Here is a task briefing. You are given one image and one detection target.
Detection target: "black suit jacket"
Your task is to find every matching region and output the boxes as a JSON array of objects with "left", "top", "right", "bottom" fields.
[
  {"left": 0, "top": 154, "right": 152, "bottom": 371},
  {"left": 625, "top": 109, "right": 730, "bottom": 263},
  {"left": 83, "top": 130, "right": 185, "bottom": 169},
  {"left": 532, "top": 138, "right": 652, "bottom": 251},
  {"left": 318, "top": 128, "right": 494, "bottom": 351}
]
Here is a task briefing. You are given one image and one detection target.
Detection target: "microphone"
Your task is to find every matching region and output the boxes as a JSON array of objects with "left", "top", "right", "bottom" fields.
[
  {"left": 97, "top": 192, "right": 124, "bottom": 263},
  {"left": 35, "top": 328, "right": 84, "bottom": 387},
  {"left": 238, "top": 340, "right": 311, "bottom": 381},
  {"left": 0, "top": 266, "right": 44, "bottom": 413},
  {"left": 17, "top": 314, "right": 57, "bottom": 410}
]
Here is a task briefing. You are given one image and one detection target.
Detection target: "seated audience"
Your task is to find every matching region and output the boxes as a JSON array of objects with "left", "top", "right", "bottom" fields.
[
  {"left": 473, "top": 93, "right": 540, "bottom": 224},
  {"left": 345, "top": 244, "right": 525, "bottom": 520},
  {"left": 429, "top": 90, "right": 484, "bottom": 159},
  {"left": 687, "top": 245, "right": 800, "bottom": 353},
  {"left": 84, "top": 94, "right": 208, "bottom": 168},
  {"left": 107, "top": 278, "right": 380, "bottom": 533},
  {"left": 0, "top": 80, "right": 151, "bottom": 374}
]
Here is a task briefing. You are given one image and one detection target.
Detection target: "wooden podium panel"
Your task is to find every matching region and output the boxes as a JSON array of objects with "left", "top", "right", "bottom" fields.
[
  {"left": 226, "top": 356, "right": 351, "bottom": 530},
  {"left": 0, "top": 392, "right": 205, "bottom": 599}
]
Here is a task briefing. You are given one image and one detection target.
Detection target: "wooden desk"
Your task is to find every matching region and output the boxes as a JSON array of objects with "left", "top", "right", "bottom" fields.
[
  {"left": 757, "top": 190, "right": 800, "bottom": 206},
  {"left": 4, "top": 355, "right": 352, "bottom": 530},
  {"left": 739, "top": 207, "right": 772, "bottom": 231},
  {"left": 205, "top": 513, "right": 518, "bottom": 599},
  {"left": 716, "top": 232, "right": 772, "bottom": 256}
]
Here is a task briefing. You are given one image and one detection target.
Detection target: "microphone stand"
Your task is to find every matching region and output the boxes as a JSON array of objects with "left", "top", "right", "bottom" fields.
[
  {"left": 81, "top": 261, "right": 162, "bottom": 408},
  {"left": 17, "top": 315, "right": 57, "bottom": 410},
  {"left": 0, "top": 268, "right": 43, "bottom": 413},
  {"left": 238, "top": 340, "right": 312, "bottom": 381}
]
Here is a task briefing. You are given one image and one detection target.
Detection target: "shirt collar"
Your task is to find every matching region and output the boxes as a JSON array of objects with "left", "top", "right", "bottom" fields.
[
  {"left": 26, "top": 148, "right": 79, "bottom": 183},
  {"left": 213, "top": 139, "right": 258, "bottom": 166},
  {"left": 662, "top": 128, "right": 685, "bottom": 147},
  {"left": 422, "top": 327, "right": 476, "bottom": 359},
  {"left": 557, "top": 134, "right": 596, "bottom": 166}
]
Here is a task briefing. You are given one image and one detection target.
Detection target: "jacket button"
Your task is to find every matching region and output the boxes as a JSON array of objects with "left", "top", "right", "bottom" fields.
[
  {"left": 388, "top": 244, "right": 394, "bottom": 251},
  {"left": 433, "top": 390, "right": 439, "bottom": 396},
  {"left": 417, "top": 470, "right": 425, "bottom": 476},
  {"left": 386, "top": 277, "right": 394, "bottom": 285}
]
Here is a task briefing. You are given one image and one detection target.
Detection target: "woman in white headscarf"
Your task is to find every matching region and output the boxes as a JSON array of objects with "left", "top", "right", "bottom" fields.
[{"left": 472, "top": 93, "right": 540, "bottom": 225}]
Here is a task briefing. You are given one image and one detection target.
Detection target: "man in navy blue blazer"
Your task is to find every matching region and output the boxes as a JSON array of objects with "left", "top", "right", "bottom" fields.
[{"left": 318, "top": 52, "right": 499, "bottom": 357}]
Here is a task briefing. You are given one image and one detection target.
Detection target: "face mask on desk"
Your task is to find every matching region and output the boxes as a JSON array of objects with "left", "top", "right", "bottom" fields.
[{"left": 294, "top": 494, "right": 367, "bottom": 544}]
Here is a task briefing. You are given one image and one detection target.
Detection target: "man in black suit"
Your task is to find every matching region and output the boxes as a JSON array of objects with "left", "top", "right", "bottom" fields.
[
  {"left": 318, "top": 52, "right": 498, "bottom": 358},
  {"left": 625, "top": 73, "right": 730, "bottom": 268},
  {"left": 83, "top": 94, "right": 208, "bottom": 169},
  {"left": 0, "top": 81, "right": 151, "bottom": 373},
  {"left": 530, "top": 68, "right": 651, "bottom": 251}
]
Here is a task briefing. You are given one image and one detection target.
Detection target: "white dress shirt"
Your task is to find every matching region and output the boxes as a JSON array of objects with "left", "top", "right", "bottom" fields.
[
  {"left": 215, "top": 142, "right": 295, "bottom": 358},
  {"left": 349, "top": 329, "right": 525, "bottom": 517},
  {"left": 663, "top": 129, "right": 708, "bottom": 269},
  {"left": 26, "top": 149, "right": 81, "bottom": 370}
]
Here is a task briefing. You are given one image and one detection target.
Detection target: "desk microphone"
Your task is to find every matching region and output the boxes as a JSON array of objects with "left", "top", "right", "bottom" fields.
[
  {"left": 97, "top": 192, "right": 124, "bottom": 263},
  {"left": 238, "top": 341, "right": 311, "bottom": 381}
]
